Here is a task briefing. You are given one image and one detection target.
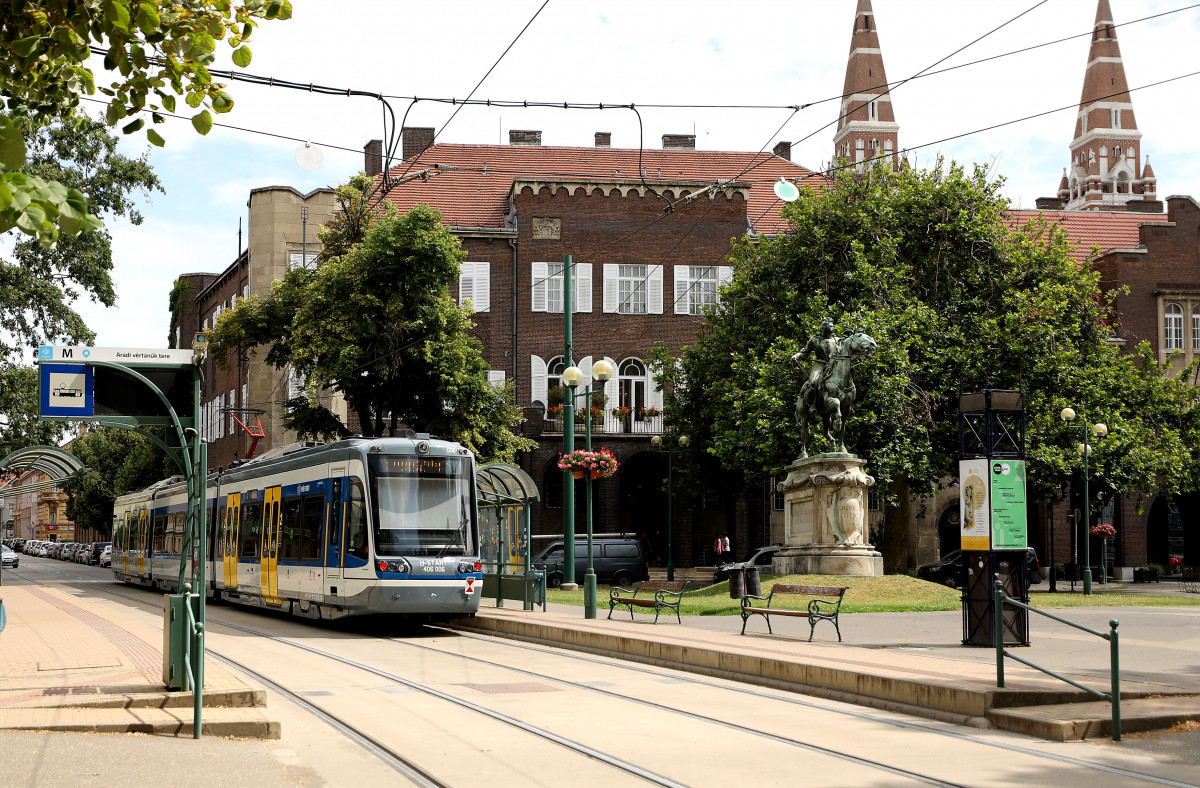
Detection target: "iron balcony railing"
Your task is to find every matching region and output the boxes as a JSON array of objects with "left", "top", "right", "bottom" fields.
[{"left": 541, "top": 414, "right": 664, "bottom": 436}]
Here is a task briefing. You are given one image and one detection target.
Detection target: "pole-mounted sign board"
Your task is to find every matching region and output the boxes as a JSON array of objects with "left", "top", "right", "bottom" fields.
[
  {"left": 958, "top": 458, "right": 1028, "bottom": 550},
  {"left": 37, "top": 345, "right": 195, "bottom": 424}
]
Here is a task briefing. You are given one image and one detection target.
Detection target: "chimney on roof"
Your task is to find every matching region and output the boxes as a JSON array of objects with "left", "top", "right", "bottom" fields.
[
  {"left": 402, "top": 127, "right": 435, "bottom": 161},
  {"left": 772, "top": 141, "right": 792, "bottom": 161},
  {"left": 364, "top": 139, "right": 383, "bottom": 176},
  {"left": 662, "top": 134, "right": 696, "bottom": 150},
  {"left": 509, "top": 129, "right": 542, "bottom": 146},
  {"left": 595, "top": 132, "right": 611, "bottom": 147}
]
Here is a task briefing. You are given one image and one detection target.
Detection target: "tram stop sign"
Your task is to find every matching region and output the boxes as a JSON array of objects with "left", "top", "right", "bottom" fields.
[{"left": 37, "top": 345, "right": 195, "bottom": 424}]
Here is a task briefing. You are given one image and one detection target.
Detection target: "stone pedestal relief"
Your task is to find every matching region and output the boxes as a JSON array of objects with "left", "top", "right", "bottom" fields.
[{"left": 774, "top": 453, "right": 883, "bottom": 577}]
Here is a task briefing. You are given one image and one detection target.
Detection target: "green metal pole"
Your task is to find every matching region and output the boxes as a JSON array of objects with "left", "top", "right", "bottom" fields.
[
  {"left": 1110, "top": 619, "right": 1121, "bottom": 741},
  {"left": 994, "top": 579, "right": 1005, "bottom": 687},
  {"left": 666, "top": 449, "right": 674, "bottom": 582},
  {"left": 562, "top": 255, "right": 576, "bottom": 588},
  {"left": 584, "top": 384, "right": 596, "bottom": 618},
  {"left": 1083, "top": 429, "right": 1092, "bottom": 595},
  {"left": 192, "top": 368, "right": 206, "bottom": 738}
]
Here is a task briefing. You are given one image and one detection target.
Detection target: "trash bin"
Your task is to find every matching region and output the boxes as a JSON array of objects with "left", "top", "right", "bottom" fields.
[
  {"left": 728, "top": 565, "right": 746, "bottom": 599},
  {"left": 744, "top": 565, "right": 761, "bottom": 597}
]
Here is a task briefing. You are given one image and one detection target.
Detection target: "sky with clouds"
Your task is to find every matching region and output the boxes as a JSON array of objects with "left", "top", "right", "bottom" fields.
[{"left": 61, "top": 0, "right": 1200, "bottom": 350}]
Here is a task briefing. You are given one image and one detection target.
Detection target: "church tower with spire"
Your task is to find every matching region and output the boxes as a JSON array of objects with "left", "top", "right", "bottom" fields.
[
  {"left": 833, "top": 0, "right": 900, "bottom": 171},
  {"left": 1058, "top": 0, "right": 1157, "bottom": 211}
]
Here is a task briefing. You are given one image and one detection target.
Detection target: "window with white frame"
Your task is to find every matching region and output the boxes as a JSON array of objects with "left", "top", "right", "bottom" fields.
[
  {"left": 771, "top": 477, "right": 784, "bottom": 511},
  {"left": 289, "top": 252, "right": 318, "bottom": 270},
  {"left": 617, "top": 265, "right": 647, "bottom": 314},
  {"left": 532, "top": 262, "right": 591, "bottom": 313},
  {"left": 459, "top": 261, "right": 490, "bottom": 312},
  {"left": 1165, "top": 303, "right": 1184, "bottom": 350},
  {"left": 1192, "top": 306, "right": 1200, "bottom": 351},
  {"left": 547, "top": 356, "right": 564, "bottom": 392},
  {"left": 674, "top": 265, "right": 732, "bottom": 315}
]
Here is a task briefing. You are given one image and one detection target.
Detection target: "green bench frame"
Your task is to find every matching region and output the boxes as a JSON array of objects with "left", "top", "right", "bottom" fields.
[
  {"left": 608, "top": 580, "right": 691, "bottom": 623},
  {"left": 740, "top": 583, "right": 848, "bottom": 641}
]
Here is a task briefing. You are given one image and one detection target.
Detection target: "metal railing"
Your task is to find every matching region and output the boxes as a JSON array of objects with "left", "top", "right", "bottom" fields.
[
  {"left": 993, "top": 579, "right": 1121, "bottom": 740},
  {"left": 180, "top": 583, "right": 205, "bottom": 739},
  {"left": 541, "top": 414, "right": 664, "bottom": 436}
]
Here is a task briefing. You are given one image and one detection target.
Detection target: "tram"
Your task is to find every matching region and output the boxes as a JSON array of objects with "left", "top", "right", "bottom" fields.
[{"left": 111, "top": 435, "right": 482, "bottom": 620}]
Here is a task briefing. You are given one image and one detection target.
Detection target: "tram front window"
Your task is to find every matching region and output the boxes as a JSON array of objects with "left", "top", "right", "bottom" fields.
[{"left": 369, "top": 454, "right": 475, "bottom": 557}]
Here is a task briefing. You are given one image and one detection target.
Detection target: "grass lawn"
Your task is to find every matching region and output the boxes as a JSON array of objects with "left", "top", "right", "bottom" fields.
[{"left": 545, "top": 574, "right": 1200, "bottom": 615}]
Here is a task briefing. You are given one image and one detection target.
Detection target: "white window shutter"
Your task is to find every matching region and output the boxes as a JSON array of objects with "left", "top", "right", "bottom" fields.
[
  {"left": 718, "top": 266, "right": 733, "bottom": 288},
  {"left": 475, "top": 262, "right": 490, "bottom": 312},
  {"left": 674, "top": 265, "right": 690, "bottom": 314},
  {"left": 575, "top": 262, "right": 592, "bottom": 313},
  {"left": 647, "top": 265, "right": 663, "bottom": 314},
  {"left": 578, "top": 356, "right": 593, "bottom": 390},
  {"left": 648, "top": 371, "right": 664, "bottom": 412},
  {"left": 603, "top": 357, "right": 619, "bottom": 414},
  {"left": 459, "top": 263, "right": 473, "bottom": 308},
  {"left": 243, "top": 285, "right": 249, "bottom": 299},
  {"left": 603, "top": 264, "right": 619, "bottom": 313},
  {"left": 531, "top": 262, "right": 548, "bottom": 312},
  {"left": 229, "top": 388, "right": 236, "bottom": 433},
  {"left": 487, "top": 370, "right": 505, "bottom": 388},
  {"left": 530, "top": 355, "right": 548, "bottom": 411}
]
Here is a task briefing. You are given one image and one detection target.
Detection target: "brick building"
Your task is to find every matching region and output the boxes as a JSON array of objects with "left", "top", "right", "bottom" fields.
[{"left": 171, "top": 186, "right": 342, "bottom": 470}]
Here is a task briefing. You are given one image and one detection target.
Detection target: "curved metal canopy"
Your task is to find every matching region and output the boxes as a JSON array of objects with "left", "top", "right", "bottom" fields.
[
  {"left": 476, "top": 462, "right": 539, "bottom": 508},
  {"left": 0, "top": 445, "right": 90, "bottom": 495}
]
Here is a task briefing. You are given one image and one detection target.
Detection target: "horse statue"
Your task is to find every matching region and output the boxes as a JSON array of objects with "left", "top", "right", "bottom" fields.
[{"left": 794, "top": 330, "right": 877, "bottom": 457}]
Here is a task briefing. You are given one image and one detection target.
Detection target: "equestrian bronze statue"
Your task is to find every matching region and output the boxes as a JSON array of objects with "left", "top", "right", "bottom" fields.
[{"left": 793, "top": 321, "right": 877, "bottom": 457}]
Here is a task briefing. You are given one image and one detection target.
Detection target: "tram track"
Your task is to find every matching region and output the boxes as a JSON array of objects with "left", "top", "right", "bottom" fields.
[{"left": 21, "top": 566, "right": 1200, "bottom": 788}]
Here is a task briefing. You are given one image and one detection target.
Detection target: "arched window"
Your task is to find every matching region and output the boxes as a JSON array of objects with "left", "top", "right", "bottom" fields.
[
  {"left": 1165, "top": 303, "right": 1184, "bottom": 350},
  {"left": 1191, "top": 306, "right": 1200, "bottom": 351},
  {"left": 619, "top": 358, "right": 648, "bottom": 416},
  {"left": 547, "top": 356, "right": 564, "bottom": 392}
]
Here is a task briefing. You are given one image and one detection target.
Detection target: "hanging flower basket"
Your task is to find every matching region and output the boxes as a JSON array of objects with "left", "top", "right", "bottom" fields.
[
  {"left": 638, "top": 406, "right": 661, "bottom": 418},
  {"left": 1090, "top": 522, "right": 1117, "bottom": 539},
  {"left": 557, "top": 447, "right": 619, "bottom": 479}
]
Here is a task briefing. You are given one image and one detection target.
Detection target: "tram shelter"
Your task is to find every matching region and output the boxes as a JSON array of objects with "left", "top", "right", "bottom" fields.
[{"left": 476, "top": 463, "right": 545, "bottom": 611}]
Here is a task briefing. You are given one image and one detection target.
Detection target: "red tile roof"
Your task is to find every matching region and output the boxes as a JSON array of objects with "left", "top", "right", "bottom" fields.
[
  {"left": 375, "top": 144, "right": 823, "bottom": 235},
  {"left": 1005, "top": 209, "right": 1169, "bottom": 261}
]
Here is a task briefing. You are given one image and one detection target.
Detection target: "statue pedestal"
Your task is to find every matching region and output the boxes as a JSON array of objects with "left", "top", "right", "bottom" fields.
[{"left": 773, "top": 453, "right": 883, "bottom": 577}]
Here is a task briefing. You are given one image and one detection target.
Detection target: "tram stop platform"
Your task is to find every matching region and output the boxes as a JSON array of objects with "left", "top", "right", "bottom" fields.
[
  {"left": 459, "top": 594, "right": 1200, "bottom": 742},
  {"left": 0, "top": 583, "right": 279, "bottom": 739}
]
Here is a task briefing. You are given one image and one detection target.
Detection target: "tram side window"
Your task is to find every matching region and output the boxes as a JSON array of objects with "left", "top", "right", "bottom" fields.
[
  {"left": 241, "top": 501, "right": 263, "bottom": 558},
  {"left": 172, "top": 512, "right": 186, "bottom": 555},
  {"left": 301, "top": 494, "right": 323, "bottom": 561},
  {"left": 216, "top": 505, "right": 227, "bottom": 558},
  {"left": 153, "top": 514, "right": 167, "bottom": 552},
  {"left": 347, "top": 479, "right": 368, "bottom": 561},
  {"left": 281, "top": 497, "right": 302, "bottom": 561}
]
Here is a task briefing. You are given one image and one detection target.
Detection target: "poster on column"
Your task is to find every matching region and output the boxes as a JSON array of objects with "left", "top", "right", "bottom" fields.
[
  {"left": 989, "top": 459, "right": 1028, "bottom": 549},
  {"left": 959, "top": 459, "right": 991, "bottom": 550}
]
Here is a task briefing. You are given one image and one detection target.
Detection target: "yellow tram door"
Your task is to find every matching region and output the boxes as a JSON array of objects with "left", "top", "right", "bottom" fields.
[
  {"left": 260, "top": 486, "right": 282, "bottom": 604},
  {"left": 121, "top": 511, "right": 131, "bottom": 576},
  {"left": 137, "top": 508, "right": 148, "bottom": 575},
  {"left": 224, "top": 493, "right": 240, "bottom": 588}
]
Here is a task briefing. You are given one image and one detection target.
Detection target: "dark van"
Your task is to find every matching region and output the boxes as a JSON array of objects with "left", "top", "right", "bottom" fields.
[{"left": 533, "top": 538, "right": 650, "bottom": 588}]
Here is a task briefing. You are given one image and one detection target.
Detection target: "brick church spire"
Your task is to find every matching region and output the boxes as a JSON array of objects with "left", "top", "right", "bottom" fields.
[
  {"left": 1062, "top": 0, "right": 1156, "bottom": 211},
  {"left": 833, "top": 0, "right": 900, "bottom": 170}
]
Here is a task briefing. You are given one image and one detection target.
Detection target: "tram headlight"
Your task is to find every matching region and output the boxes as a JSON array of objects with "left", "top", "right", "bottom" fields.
[
  {"left": 379, "top": 559, "right": 410, "bottom": 574},
  {"left": 458, "top": 561, "right": 482, "bottom": 574}
]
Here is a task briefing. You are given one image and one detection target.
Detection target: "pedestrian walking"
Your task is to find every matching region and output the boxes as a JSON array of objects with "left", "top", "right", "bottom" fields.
[{"left": 714, "top": 533, "right": 725, "bottom": 564}]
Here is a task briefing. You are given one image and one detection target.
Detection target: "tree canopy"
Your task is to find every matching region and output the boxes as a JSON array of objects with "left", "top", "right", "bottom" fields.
[
  {"left": 210, "top": 200, "right": 533, "bottom": 463},
  {"left": 0, "top": 0, "right": 291, "bottom": 245},
  {"left": 0, "top": 118, "right": 161, "bottom": 455},
  {"left": 653, "top": 161, "right": 1200, "bottom": 566},
  {"left": 62, "top": 427, "right": 167, "bottom": 536}
]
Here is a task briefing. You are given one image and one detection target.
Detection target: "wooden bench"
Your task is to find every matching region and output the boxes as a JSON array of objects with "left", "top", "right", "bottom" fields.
[
  {"left": 740, "top": 584, "right": 848, "bottom": 641},
  {"left": 608, "top": 581, "right": 691, "bottom": 624}
]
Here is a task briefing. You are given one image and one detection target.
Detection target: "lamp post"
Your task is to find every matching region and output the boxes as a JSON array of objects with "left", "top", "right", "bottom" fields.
[
  {"left": 651, "top": 433, "right": 690, "bottom": 582},
  {"left": 563, "top": 358, "right": 615, "bottom": 619},
  {"left": 1060, "top": 407, "right": 1107, "bottom": 595}
]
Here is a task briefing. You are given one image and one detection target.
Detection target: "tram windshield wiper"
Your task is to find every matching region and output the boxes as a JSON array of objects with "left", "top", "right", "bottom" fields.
[{"left": 436, "top": 496, "right": 470, "bottom": 558}]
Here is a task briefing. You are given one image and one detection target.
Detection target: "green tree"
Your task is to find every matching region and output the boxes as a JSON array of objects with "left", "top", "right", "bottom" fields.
[
  {"left": 0, "top": 118, "right": 161, "bottom": 455},
  {"left": 62, "top": 427, "right": 167, "bottom": 536},
  {"left": 0, "top": 0, "right": 291, "bottom": 245},
  {"left": 654, "top": 160, "right": 1200, "bottom": 570},
  {"left": 210, "top": 203, "right": 533, "bottom": 463}
]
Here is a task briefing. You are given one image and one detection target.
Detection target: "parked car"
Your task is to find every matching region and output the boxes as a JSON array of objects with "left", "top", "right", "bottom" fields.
[
  {"left": 714, "top": 544, "right": 783, "bottom": 582},
  {"left": 73, "top": 543, "right": 90, "bottom": 563},
  {"left": 88, "top": 542, "right": 111, "bottom": 565},
  {"left": 917, "top": 548, "right": 1040, "bottom": 589},
  {"left": 99, "top": 544, "right": 112, "bottom": 568},
  {"left": 2, "top": 545, "right": 18, "bottom": 568},
  {"left": 36, "top": 543, "right": 50, "bottom": 557},
  {"left": 533, "top": 538, "right": 650, "bottom": 588}
]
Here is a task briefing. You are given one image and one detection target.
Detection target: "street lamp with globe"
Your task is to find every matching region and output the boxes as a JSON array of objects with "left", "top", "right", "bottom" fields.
[
  {"left": 1060, "top": 407, "right": 1107, "bottom": 595},
  {"left": 651, "top": 433, "right": 690, "bottom": 581}
]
